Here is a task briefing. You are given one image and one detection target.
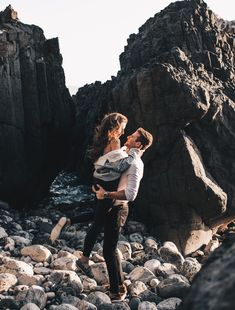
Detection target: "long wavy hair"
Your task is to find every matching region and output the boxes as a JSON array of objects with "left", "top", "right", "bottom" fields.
[{"left": 88, "top": 113, "right": 128, "bottom": 163}]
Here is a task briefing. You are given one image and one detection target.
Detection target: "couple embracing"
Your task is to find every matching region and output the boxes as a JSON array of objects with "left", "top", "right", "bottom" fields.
[{"left": 78, "top": 113, "right": 153, "bottom": 301}]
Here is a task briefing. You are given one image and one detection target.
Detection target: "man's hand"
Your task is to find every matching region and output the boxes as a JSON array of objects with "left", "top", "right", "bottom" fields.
[
  {"left": 92, "top": 184, "right": 106, "bottom": 200},
  {"left": 92, "top": 184, "right": 127, "bottom": 201}
]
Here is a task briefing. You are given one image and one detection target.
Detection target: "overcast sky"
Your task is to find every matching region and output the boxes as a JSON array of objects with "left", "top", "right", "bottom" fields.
[{"left": 1, "top": 0, "right": 234, "bottom": 94}]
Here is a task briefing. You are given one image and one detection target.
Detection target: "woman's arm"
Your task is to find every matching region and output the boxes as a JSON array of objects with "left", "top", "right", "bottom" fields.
[{"left": 96, "top": 148, "right": 140, "bottom": 173}]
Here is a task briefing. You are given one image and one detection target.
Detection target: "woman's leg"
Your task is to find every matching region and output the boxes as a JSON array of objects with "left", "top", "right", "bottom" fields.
[{"left": 82, "top": 200, "right": 105, "bottom": 258}]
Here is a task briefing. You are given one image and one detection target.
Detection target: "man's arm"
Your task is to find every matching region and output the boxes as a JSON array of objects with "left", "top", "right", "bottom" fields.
[
  {"left": 93, "top": 161, "right": 144, "bottom": 201},
  {"left": 92, "top": 185, "right": 127, "bottom": 200}
]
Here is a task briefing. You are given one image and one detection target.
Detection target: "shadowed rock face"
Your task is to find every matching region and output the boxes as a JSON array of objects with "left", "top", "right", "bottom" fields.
[
  {"left": 0, "top": 6, "right": 74, "bottom": 207},
  {"left": 178, "top": 234, "right": 235, "bottom": 310},
  {"left": 73, "top": 0, "right": 235, "bottom": 254}
]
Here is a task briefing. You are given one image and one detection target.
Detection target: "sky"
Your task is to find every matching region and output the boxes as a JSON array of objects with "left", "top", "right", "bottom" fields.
[{"left": 0, "top": 1, "right": 234, "bottom": 94}]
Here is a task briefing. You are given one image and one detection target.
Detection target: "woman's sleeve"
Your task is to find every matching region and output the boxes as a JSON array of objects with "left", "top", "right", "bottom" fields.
[{"left": 97, "top": 148, "right": 139, "bottom": 173}]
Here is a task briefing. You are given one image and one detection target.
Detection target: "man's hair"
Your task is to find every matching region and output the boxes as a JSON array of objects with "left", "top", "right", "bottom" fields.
[{"left": 136, "top": 127, "right": 153, "bottom": 150}]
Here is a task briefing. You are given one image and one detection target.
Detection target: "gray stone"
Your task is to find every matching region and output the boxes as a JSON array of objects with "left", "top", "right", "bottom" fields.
[
  {"left": 118, "top": 241, "right": 132, "bottom": 260},
  {"left": 24, "top": 286, "right": 47, "bottom": 309},
  {"left": 0, "top": 227, "right": 8, "bottom": 239},
  {"left": 82, "top": 277, "right": 97, "bottom": 291},
  {"left": 99, "top": 302, "right": 131, "bottom": 309},
  {"left": 129, "top": 233, "right": 144, "bottom": 244},
  {"left": 158, "top": 242, "right": 185, "bottom": 269},
  {"left": 144, "top": 238, "right": 158, "bottom": 250},
  {"left": 122, "top": 260, "right": 135, "bottom": 273},
  {"left": 129, "top": 281, "right": 147, "bottom": 297},
  {"left": 149, "top": 278, "right": 160, "bottom": 288},
  {"left": 48, "top": 270, "right": 83, "bottom": 295},
  {"left": 49, "top": 305, "right": 78, "bottom": 310},
  {"left": 157, "top": 297, "right": 182, "bottom": 310},
  {"left": 20, "top": 303, "right": 40, "bottom": 310},
  {"left": 128, "top": 266, "right": 155, "bottom": 284},
  {"left": 4, "top": 237, "right": 15, "bottom": 251},
  {"left": 130, "top": 242, "right": 144, "bottom": 252},
  {"left": 0, "top": 273, "right": 17, "bottom": 292},
  {"left": 86, "top": 291, "right": 111, "bottom": 307},
  {"left": 158, "top": 274, "right": 190, "bottom": 298},
  {"left": 18, "top": 274, "right": 44, "bottom": 287},
  {"left": 0, "top": 258, "right": 34, "bottom": 276},
  {"left": 11, "top": 236, "right": 31, "bottom": 247},
  {"left": 137, "top": 301, "right": 157, "bottom": 310},
  {"left": 155, "top": 263, "right": 179, "bottom": 278},
  {"left": 21, "top": 245, "right": 52, "bottom": 262},
  {"left": 129, "top": 297, "right": 141, "bottom": 310},
  {"left": 51, "top": 256, "right": 77, "bottom": 271},
  {"left": 139, "top": 290, "right": 162, "bottom": 304},
  {"left": 77, "top": 299, "right": 97, "bottom": 310},
  {"left": 90, "top": 262, "right": 109, "bottom": 285},
  {"left": 180, "top": 257, "right": 201, "bottom": 282},
  {"left": 144, "top": 259, "right": 161, "bottom": 273}
]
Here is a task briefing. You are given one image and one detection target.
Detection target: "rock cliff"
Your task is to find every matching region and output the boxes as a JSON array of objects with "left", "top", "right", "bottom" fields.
[
  {"left": 73, "top": 0, "right": 235, "bottom": 254},
  {"left": 179, "top": 233, "right": 235, "bottom": 310},
  {"left": 0, "top": 6, "right": 74, "bottom": 207}
]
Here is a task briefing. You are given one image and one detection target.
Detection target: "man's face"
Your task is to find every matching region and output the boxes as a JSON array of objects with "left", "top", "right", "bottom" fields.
[{"left": 124, "top": 131, "right": 142, "bottom": 149}]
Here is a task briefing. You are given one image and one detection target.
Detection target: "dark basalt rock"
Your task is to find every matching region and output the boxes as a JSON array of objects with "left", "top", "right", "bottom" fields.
[
  {"left": 0, "top": 6, "right": 74, "bottom": 207},
  {"left": 72, "top": 0, "right": 235, "bottom": 254},
  {"left": 178, "top": 234, "right": 235, "bottom": 310}
]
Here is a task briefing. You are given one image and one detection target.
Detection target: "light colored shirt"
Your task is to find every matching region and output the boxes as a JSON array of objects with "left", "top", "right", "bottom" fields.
[
  {"left": 94, "top": 147, "right": 139, "bottom": 181},
  {"left": 115, "top": 156, "right": 144, "bottom": 204}
]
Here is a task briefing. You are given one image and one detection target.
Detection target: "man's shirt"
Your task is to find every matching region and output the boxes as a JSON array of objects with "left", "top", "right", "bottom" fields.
[{"left": 115, "top": 155, "right": 144, "bottom": 204}]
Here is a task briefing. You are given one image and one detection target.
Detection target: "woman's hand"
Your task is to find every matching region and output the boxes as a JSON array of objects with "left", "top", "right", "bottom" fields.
[{"left": 92, "top": 184, "right": 106, "bottom": 200}]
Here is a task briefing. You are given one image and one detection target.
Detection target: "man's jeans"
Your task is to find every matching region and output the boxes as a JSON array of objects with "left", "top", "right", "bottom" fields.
[{"left": 83, "top": 199, "right": 129, "bottom": 294}]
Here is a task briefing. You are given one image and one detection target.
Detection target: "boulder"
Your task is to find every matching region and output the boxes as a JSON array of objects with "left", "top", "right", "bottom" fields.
[
  {"left": 180, "top": 257, "right": 201, "bottom": 282},
  {"left": 48, "top": 270, "right": 83, "bottom": 295},
  {"left": 157, "top": 298, "right": 182, "bottom": 310},
  {"left": 137, "top": 301, "right": 157, "bottom": 310},
  {"left": 21, "top": 245, "right": 51, "bottom": 262},
  {"left": 0, "top": 273, "right": 17, "bottom": 292},
  {"left": 158, "top": 242, "right": 185, "bottom": 269},
  {"left": 86, "top": 291, "right": 111, "bottom": 307},
  {"left": 179, "top": 235, "right": 235, "bottom": 310},
  {"left": 0, "top": 258, "right": 34, "bottom": 276},
  {"left": 128, "top": 266, "right": 155, "bottom": 284},
  {"left": 90, "top": 262, "right": 109, "bottom": 285},
  {"left": 24, "top": 286, "right": 47, "bottom": 309},
  {"left": 129, "top": 281, "right": 147, "bottom": 297},
  {"left": 20, "top": 303, "right": 40, "bottom": 310},
  {"left": 158, "top": 274, "right": 190, "bottom": 298}
]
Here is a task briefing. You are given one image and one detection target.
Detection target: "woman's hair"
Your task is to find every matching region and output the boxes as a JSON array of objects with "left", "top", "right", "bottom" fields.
[{"left": 88, "top": 113, "right": 128, "bottom": 163}]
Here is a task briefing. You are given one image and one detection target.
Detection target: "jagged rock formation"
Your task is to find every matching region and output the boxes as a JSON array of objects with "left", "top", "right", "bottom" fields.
[
  {"left": 0, "top": 6, "right": 74, "bottom": 207},
  {"left": 178, "top": 234, "right": 235, "bottom": 310},
  {"left": 73, "top": 0, "right": 235, "bottom": 254}
]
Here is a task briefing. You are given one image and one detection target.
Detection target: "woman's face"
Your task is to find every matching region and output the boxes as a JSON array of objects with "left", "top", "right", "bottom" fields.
[{"left": 111, "top": 122, "right": 127, "bottom": 139}]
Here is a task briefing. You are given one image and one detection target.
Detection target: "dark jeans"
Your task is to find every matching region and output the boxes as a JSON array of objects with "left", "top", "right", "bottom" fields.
[{"left": 83, "top": 199, "right": 129, "bottom": 294}]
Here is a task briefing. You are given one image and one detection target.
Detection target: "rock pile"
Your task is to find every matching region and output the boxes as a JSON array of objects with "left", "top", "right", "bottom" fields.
[{"left": 0, "top": 201, "right": 223, "bottom": 310}]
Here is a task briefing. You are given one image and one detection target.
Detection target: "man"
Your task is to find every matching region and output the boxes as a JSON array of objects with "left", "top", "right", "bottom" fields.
[{"left": 78, "top": 127, "right": 153, "bottom": 301}]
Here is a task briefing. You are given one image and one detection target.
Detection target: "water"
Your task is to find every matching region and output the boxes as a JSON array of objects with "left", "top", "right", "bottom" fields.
[{"left": 49, "top": 170, "right": 94, "bottom": 207}]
